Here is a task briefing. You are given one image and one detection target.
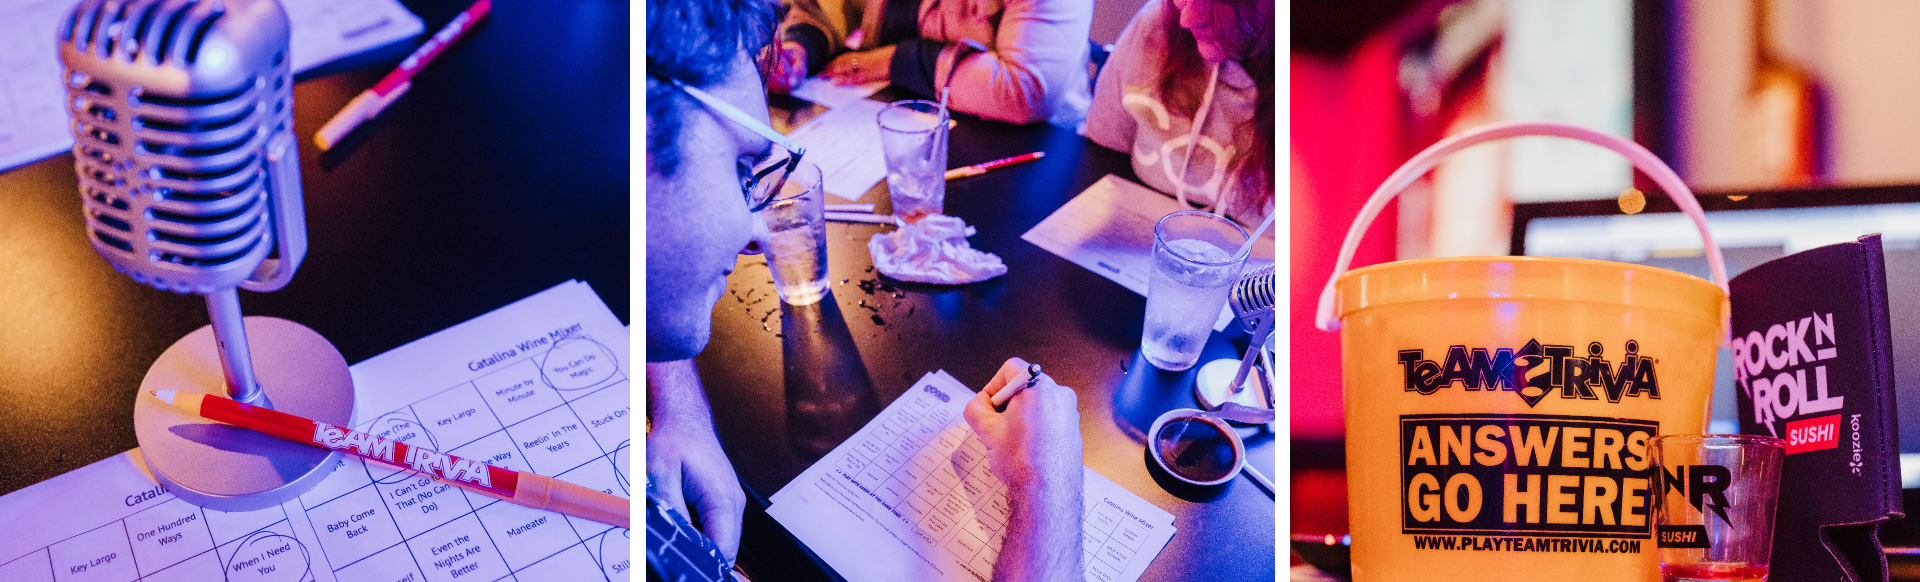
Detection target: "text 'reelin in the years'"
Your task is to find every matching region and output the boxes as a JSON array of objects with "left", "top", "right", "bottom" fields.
[{"left": 522, "top": 424, "right": 579, "bottom": 457}]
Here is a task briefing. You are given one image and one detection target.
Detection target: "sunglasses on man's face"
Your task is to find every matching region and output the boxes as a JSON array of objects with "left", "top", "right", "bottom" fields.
[{"left": 669, "top": 78, "right": 807, "bottom": 213}]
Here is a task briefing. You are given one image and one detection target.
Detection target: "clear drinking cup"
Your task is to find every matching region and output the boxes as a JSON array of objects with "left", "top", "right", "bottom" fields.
[
  {"left": 758, "top": 161, "right": 829, "bottom": 306},
  {"left": 1141, "top": 211, "right": 1250, "bottom": 371},
  {"left": 1651, "top": 434, "right": 1786, "bottom": 582},
  {"left": 877, "top": 100, "right": 947, "bottom": 223}
]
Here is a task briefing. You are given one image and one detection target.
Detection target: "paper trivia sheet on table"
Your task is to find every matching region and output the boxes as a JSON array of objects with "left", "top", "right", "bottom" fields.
[
  {"left": 0, "top": 280, "right": 633, "bottom": 582},
  {"left": 769, "top": 371, "right": 1176, "bottom": 582},
  {"left": 1022, "top": 175, "right": 1277, "bottom": 332},
  {"left": 790, "top": 77, "right": 888, "bottom": 110},
  {"left": 0, "top": 0, "right": 422, "bottom": 173},
  {"left": 787, "top": 97, "right": 889, "bottom": 202}
]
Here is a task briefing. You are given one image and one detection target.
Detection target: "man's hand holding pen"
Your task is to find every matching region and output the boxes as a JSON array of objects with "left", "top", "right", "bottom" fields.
[{"left": 966, "top": 358, "right": 1080, "bottom": 487}]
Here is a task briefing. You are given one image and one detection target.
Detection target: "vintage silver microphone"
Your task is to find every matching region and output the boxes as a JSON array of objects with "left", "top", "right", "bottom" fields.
[
  {"left": 1196, "top": 265, "right": 1275, "bottom": 411},
  {"left": 60, "top": 0, "right": 354, "bottom": 510}
]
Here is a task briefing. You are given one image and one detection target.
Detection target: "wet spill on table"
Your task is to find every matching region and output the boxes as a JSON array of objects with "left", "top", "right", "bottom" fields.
[{"left": 729, "top": 261, "right": 917, "bottom": 339}]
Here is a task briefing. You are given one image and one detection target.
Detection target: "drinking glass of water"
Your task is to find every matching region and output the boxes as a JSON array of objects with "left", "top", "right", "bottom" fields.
[
  {"left": 877, "top": 100, "right": 947, "bottom": 223},
  {"left": 1142, "top": 211, "right": 1250, "bottom": 371},
  {"left": 758, "top": 161, "right": 829, "bottom": 305}
]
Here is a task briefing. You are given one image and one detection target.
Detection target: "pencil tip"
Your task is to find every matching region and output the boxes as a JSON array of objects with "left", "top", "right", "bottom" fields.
[{"left": 153, "top": 390, "right": 175, "bottom": 405}]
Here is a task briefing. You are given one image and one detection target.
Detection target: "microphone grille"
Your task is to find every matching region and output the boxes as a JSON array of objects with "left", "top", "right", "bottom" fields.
[
  {"left": 60, "top": 0, "right": 294, "bottom": 294},
  {"left": 1229, "top": 264, "right": 1276, "bottom": 332},
  {"left": 62, "top": 0, "right": 232, "bottom": 65}
]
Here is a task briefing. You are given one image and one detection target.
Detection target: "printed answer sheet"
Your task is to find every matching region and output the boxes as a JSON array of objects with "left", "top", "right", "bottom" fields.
[
  {"left": 0, "top": 0, "right": 423, "bottom": 172},
  {"left": 786, "top": 97, "right": 888, "bottom": 202},
  {"left": 0, "top": 280, "right": 632, "bottom": 582},
  {"left": 769, "top": 371, "right": 1176, "bottom": 582},
  {"left": 1021, "top": 175, "right": 1276, "bottom": 332},
  {"left": 789, "top": 77, "right": 887, "bottom": 110}
]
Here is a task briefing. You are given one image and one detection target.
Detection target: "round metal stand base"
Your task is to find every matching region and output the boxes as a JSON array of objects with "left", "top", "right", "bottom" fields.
[
  {"left": 1194, "top": 358, "right": 1266, "bottom": 412},
  {"left": 133, "top": 317, "right": 356, "bottom": 511}
]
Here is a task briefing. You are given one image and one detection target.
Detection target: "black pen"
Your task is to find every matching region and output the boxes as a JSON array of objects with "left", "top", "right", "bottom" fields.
[{"left": 990, "top": 363, "right": 1042, "bottom": 411}]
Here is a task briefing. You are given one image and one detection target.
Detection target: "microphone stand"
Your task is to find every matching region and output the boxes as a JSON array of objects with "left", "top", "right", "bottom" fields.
[
  {"left": 206, "top": 288, "right": 268, "bottom": 406},
  {"left": 1195, "top": 316, "right": 1275, "bottom": 412},
  {"left": 1196, "top": 267, "right": 1276, "bottom": 412},
  {"left": 1225, "top": 315, "right": 1274, "bottom": 401},
  {"left": 63, "top": 0, "right": 356, "bottom": 512}
]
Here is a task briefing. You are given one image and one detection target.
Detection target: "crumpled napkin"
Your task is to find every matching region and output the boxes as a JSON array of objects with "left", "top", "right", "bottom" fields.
[{"left": 867, "top": 214, "right": 1007, "bottom": 284}]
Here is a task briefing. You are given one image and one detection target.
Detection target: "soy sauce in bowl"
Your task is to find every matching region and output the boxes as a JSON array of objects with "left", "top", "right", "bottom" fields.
[{"left": 1152, "top": 414, "right": 1241, "bottom": 485}]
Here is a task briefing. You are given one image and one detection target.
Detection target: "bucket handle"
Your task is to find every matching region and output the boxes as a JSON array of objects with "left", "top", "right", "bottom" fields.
[{"left": 1314, "top": 121, "right": 1729, "bottom": 332}]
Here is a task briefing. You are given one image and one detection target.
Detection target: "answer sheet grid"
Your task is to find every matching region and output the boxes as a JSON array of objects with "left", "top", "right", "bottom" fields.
[
  {"left": 1081, "top": 499, "right": 1152, "bottom": 582},
  {"left": 294, "top": 347, "right": 632, "bottom": 582},
  {"left": 842, "top": 391, "right": 1015, "bottom": 578},
  {"left": 770, "top": 371, "right": 1179, "bottom": 582},
  {"left": 0, "top": 497, "right": 307, "bottom": 581},
  {"left": 0, "top": 282, "right": 635, "bottom": 582},
  {"left": 849, "top": 394, "right": 1155, "bottom": 581}
]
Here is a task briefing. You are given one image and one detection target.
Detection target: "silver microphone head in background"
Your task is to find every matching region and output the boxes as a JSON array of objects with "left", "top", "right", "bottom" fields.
[
  {"left": 1228, "top": 264, "right": 1276, "bottom": 334},
  {"left": 60, "top": 0, "right": 306, "bottom": 295}
]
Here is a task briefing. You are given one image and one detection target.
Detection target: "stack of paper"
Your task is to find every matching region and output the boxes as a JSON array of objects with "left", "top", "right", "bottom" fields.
[
  {"left": 787, "top": 96, "right": 890, "bottom": 202},
  {"left": 0, "top": 281, "right": 631, "bottom": 582},
  {"left": 0, "top": 0, "right": 425, "bottom": 172},
  {"left": 770, "top": 371, "right": 1177, "bottom": 582},
  {"left": 1022, "top": 175, "right": 1278, "bottom": 332}
]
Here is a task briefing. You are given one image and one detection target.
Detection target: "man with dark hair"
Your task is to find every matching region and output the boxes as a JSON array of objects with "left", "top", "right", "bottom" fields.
[
  {"left": 644, "top": 0, "right": 780, "bottom": 562},
  {"left": 645, "top": 0, "right": 1084, "bottom": 578}
]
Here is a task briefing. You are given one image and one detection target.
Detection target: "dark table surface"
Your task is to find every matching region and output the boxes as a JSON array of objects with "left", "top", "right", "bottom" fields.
[
  {"left": 0, "top": 0, "right": 628, "bottom": 496},
  {"left": 696, "top": 93, "right": 1277, "bottom": 581}
]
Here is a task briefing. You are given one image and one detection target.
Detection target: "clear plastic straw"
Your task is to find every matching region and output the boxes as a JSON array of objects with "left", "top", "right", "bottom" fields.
[
  {"left": 1235, "top": 211, "right": 1275, "bottom": 260},
  {"left": 929, "top": 87, "right": 950, "bottom": 163}
]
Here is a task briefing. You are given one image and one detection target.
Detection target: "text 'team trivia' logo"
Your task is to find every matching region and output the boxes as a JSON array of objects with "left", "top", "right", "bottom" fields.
[{"left": 1398, "top": 340, "right": 1661, "bottom": 408}]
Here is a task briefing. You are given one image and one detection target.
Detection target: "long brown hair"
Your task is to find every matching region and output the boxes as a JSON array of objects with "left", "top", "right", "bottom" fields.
[{"left": 1156, "top": 0, "right": 1274, "bottom": 218}]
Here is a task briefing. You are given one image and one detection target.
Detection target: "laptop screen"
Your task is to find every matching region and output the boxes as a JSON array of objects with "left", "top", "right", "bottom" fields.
[{"left": 1516, "top": 194, "right": 1920, "bottom": 486}]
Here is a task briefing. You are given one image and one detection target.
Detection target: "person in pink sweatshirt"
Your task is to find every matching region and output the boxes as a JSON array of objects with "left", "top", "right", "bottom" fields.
[
  {"left": 1086, "top": 0, "right": 1274, "bottom": 228},
  {"left": 766, "top": 0, "right": 1093, "bottom": 126}
]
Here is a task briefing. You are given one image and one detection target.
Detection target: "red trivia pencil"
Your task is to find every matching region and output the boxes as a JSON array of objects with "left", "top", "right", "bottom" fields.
[
  {"left": 315, "top": 0, "right": 493, "bottom": 150},
  {"left": 945, "top": 151, "right": 1045, "bottom": 180},
  {"left": 151, "top": 390, "right": 628, "bottom": 529}
]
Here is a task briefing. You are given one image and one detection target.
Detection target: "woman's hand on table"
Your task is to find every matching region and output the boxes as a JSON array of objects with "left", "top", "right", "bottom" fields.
[{"left": 824, "top": 46, "right": 896, "bottom": 86}]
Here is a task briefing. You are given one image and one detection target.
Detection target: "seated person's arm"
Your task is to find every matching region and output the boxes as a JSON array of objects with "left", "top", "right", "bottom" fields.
[
  {"left": 815, "top": 0, "right": 1089, "bottom": 124},
  {"left": 963, "top": 358, "right": 1085, "bottom": 581},
  {"left": 768, "top": 24, "right": 835, "bottom": 93},
  {"left": 646, "top": 359, "right": 747, "bottom": 561},
  {"left": 765, "top": 0, "right": 844, "bottom": 93}
]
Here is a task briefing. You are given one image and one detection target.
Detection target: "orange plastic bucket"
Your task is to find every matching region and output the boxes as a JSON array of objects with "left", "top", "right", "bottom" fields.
[{"left": 1315, "top": 122, "right": 1730, "bottom": 581}]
